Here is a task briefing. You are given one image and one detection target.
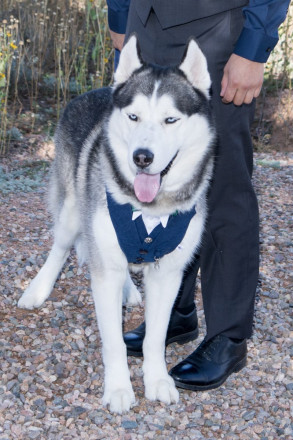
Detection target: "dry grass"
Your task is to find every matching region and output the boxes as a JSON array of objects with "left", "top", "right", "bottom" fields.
[
  {"left": 0, "top": 1, "right": 292, "bottom": 154},
  {"left": 0, "top": 0, "right": 112, "bottom": 154},
  {"left": 253, "top": 4, "right": 293, "bottom": 152}
]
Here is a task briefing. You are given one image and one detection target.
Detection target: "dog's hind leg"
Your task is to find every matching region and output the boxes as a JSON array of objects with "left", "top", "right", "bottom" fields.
[
  {"left": 18, "top": 194, "right": 80, "bottom": 309},
  {"left": 122, "top": 271, "right": 142, "bottom": 305}
]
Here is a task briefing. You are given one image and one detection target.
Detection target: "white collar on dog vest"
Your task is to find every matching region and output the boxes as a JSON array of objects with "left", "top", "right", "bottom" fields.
[{"left": 132, "top": 210, "right": 169, "bottom": 235}]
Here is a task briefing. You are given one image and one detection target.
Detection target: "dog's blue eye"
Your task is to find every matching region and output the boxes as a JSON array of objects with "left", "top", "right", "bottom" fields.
[
  {"left": 128, "top": 114, "right": 138, "bottom": 122},
  {"left": 165, "top": 117, "right": 179, "bottom": 124}
]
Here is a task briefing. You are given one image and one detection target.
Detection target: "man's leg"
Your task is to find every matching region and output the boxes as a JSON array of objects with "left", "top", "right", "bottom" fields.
[{"left": 124, "top": 7, "right": 259, "bottom": 384}]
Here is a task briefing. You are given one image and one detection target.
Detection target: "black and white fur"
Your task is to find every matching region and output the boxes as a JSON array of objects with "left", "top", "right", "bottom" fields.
[{"left": 18, "top": 35, "right": 215, "bottom": 413}]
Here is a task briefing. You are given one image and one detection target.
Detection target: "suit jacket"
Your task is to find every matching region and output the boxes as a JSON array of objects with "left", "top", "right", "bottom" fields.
[{"left": 107, "top": 0, "right": 290, "bottom": 62}]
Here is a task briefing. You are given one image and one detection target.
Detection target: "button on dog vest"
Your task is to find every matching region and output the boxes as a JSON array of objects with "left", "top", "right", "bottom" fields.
[{"left": 106, "top": 191, "right": 196, "bottom": 265}]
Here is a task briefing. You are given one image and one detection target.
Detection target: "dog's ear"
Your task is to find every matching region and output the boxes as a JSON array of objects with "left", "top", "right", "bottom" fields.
[
  {"left": 179, "top": 39, "right": 211, "bottom": 98},
  {"left": 114, "top": 34, "right": 143, "bottom": 86}
]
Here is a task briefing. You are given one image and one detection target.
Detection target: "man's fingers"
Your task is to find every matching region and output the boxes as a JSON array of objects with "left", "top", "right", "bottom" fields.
[
  {"left": 220, "top": 54, "right": 264, "bottom": 106},
  {"left": 223, "top": 88, "right": 256, "bottom": 106},
  {"left": 220, "top": 75, "right": 228, "bottom": 98},
  {"left": 243, "top": 89, "right": 255, "bottom": 105},
  {"left": 221, "top": 86, "right": 237, "bottom": 104},
  {"left": 253, "top": 86, "right": 262, "bottom": 99},
  {"left": 109, "top": 30, "right": 125, "bottom": 51},
  {"left": 234, "top": 89, "right": 248, "bottom": 106}
]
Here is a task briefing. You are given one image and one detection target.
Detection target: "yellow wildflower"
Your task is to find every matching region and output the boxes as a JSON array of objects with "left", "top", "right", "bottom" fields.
[
  {"left": 6, "top": 32, "right": 12, "bottom": 37},
  {"left": 10, "top": 42, "right": 17, "bottom": 49},
  {"left": 0, "top": 73, "right": 5, "bottom": 78}
]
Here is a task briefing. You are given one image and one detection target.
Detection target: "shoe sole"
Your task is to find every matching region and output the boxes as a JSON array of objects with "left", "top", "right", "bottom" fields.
[
  {"left": 172, "top": 356, "right": 247, "bottom": 391},
  {"left": 126, "top": 327, "right": 199, "bottom": 357}
]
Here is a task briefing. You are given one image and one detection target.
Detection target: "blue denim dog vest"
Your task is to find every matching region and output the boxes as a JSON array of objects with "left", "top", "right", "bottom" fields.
[{"left": 106, "top": 192, "right": 196, "bottom": 265}]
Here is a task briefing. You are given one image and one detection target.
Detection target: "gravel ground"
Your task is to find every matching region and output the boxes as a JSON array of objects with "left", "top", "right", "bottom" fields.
[{"left": 0, "top": 148, "right": 292, "bottom": 440}]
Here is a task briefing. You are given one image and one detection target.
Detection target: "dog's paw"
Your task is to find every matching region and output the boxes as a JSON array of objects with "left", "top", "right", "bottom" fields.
[
  {"left": 103, "top": 388, "right": 136, "bottom": 414},
  {"left": 18, "top": 283, "right": 47, "bottom": 309},
  {"left": 145, "top": 376, "right": 179, "bottom": 405}
]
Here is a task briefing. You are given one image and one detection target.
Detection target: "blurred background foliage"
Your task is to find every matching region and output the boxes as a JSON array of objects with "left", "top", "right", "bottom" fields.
[
  {"left": 0, "top": 0, "right": 112, "bottom": 154},
  {"left": 0, "top": 0, "right": 292, "bottom": 155}
]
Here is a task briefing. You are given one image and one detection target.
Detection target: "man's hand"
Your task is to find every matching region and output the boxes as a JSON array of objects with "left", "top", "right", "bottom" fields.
[
  {"left": 220, "top": 54, "right": 264, "bottom": 106},
  {"left": 109, "top": 30, "right": 125, "bottom": 51}
]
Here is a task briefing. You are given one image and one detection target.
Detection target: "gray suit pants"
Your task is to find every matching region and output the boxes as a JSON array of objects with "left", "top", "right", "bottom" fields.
[{"left": 125, "top": 6, "right": 259, "bottom": 340}]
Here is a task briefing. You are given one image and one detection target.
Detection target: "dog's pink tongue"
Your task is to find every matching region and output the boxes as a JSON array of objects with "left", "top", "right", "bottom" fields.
[{"left": 134, "top": 173, "right": 160, "bottom": 203}]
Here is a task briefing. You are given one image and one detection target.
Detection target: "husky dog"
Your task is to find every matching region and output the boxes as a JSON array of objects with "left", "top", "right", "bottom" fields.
[{"left": 18, "top": 35, "right": 215, "bottom": 413}]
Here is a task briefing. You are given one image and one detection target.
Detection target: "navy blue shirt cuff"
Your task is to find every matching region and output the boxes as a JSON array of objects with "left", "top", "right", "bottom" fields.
[
  {"left": 233, "top": 27, "right": 279, "bottom": 63},
  {"left": 108, "top": 7, "right": 128, "bottom": 34}
]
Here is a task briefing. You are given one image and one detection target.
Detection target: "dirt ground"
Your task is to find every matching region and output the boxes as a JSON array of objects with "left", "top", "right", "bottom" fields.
[
  {"left": 0, "top": 88, "right": 292, "bottom": 439},
  {"left": 253, "top": 89, "right": 293, "bottom": 152}
]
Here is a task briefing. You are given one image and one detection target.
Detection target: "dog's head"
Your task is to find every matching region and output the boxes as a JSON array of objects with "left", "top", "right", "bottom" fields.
[{"left": 108, "top": 34, "right": 214, "bottom": 206}]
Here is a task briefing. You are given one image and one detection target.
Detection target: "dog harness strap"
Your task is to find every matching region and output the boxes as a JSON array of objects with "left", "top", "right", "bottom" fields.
[{"left": 106, "top": 191, "right": 196, "bottom": 265}]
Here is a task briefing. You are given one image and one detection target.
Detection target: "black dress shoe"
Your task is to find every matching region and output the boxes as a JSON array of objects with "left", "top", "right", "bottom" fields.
[
  {"left": 124, "top": 307, "right": 199, "bottom": 357},
  {"left": 169, "top": 334, "right": 247, "bottom": 390}
]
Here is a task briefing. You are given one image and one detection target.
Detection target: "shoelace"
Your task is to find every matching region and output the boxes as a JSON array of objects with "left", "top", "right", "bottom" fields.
[{"left": 188, "top": 335, "right": 223, "bottom": 363}]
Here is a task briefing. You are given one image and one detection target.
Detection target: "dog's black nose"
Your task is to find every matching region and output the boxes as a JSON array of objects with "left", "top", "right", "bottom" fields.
[{"left": 133, "top": 149, "right": 154, "bottom": 168}]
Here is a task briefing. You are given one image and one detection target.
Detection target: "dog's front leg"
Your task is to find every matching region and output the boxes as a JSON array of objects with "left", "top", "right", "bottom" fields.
[
  {"left": 143, "top": 263, "right": 181, "bottom": 405},
  {"left": 91, "top": 268, "right": 136, "bottom": 413}
]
